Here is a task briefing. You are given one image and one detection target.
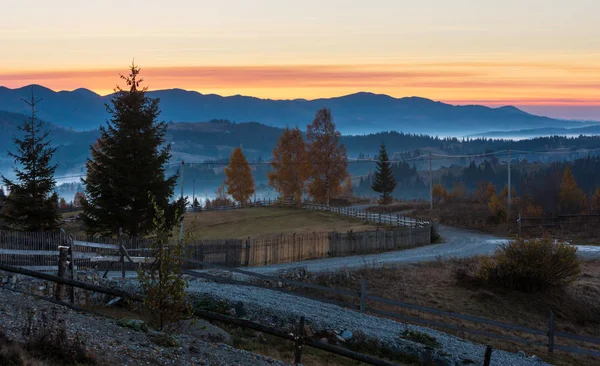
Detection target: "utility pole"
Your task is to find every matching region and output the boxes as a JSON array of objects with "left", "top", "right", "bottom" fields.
[
  {"left": 179, "top": 161, "right": 185, "bottom": 241},
  {"left": 192, "top": 179, "right": 196, "bottom": 212},
  {"left": 507, "top": 148, "right": 511, "bottom": 218},
  {"left": 429, "top": 152, "right": 433, "bottom": 212}
]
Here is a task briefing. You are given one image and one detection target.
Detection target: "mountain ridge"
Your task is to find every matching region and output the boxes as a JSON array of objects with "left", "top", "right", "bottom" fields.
[{"left": 0, "top": 84, "right": 592, "bottom": 134}]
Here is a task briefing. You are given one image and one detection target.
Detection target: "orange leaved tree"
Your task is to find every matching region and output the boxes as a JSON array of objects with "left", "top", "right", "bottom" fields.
[
  {"left": 224, "top": 147, "right": 255, "bottom": 204},
  {"left": 268, "top": 127, "right": 309, "bottom": 205},
  {"left": 559, "top": 166, "right": 586, "bottom": 214},
  {"left": 306, "top": 108, "right": 348, "bottom": 205}
]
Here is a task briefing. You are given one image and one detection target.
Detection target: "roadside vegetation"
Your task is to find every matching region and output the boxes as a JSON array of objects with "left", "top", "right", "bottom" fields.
[{"left": 293, "top": 238, "right": 600, "bottom": 365}]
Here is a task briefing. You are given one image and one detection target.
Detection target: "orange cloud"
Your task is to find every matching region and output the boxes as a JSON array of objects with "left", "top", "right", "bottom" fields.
[{"left": 2, "top": 63, "right": 600, "bottom": 107}]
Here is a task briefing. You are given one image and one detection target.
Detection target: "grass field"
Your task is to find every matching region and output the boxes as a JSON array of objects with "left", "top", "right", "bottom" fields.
[
  {"left": 60, "top": 207, "right": 382, "bottom": 239},
  {"left": 182, "top": 207, "right": 380, "bottom": 240}
]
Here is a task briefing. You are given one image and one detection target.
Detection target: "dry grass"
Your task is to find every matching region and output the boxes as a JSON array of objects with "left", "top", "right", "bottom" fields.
[
  {"left": 299, "top": 259, "right": 600, "bottom": 365},
  {"left": 366, "top": 202, "right": 429, "bottom": 214},
  {"left": 182, "top": 207, "right": 381, "bottom": 239},
  {"left": 410, "top": 202, "right": 518, "bottom": 236}
]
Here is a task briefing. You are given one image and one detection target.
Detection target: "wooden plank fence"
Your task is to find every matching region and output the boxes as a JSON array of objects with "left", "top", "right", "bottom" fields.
[{"left": 0, "top": 226, "right": 431, "bottom": 272}]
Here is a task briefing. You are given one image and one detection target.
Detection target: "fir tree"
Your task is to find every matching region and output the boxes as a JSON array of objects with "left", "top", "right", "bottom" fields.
[
  {"left": 0, "top": 88, "right": 60, "bottom": 231},
  {"left": 371, "top": 143, "right": 397, "bottom": 204},
  {"left": 81, "top": 64, "right": 185, "bottom": 237}
]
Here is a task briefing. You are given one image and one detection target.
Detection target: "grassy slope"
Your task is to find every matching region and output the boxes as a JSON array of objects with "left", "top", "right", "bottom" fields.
[
  {"left": 181, "top": 208, "right": 380, "bottom": 240},
  {"left": 61, "top": 207, "right": 381, "bottom": 239}
]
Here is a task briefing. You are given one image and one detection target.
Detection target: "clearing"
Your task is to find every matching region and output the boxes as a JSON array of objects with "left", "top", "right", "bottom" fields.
[{"left": 181, "top": 207, "right": 381, "bottom": 239}]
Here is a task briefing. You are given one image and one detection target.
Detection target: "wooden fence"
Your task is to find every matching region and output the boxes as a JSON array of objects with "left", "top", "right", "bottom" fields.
[
  {"left": 518, "top": 214, "right": 600, "bottom": 234},
  {"left": 181, "top": 259, "right": 600, "bottom": 359},
  {"left": 302, "top": 203, "right": 430, "bottom": 228},
  {"left": 194, "top": 198, "right": 431, "bottom": 229},
  {"left": 0, "top": 226, "right": 431, "bottom": 272}
]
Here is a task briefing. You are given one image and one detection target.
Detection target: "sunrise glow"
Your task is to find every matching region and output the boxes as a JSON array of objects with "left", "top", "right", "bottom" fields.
[{"left": 2, "top": 0, "right": 600, "bottom": 119}]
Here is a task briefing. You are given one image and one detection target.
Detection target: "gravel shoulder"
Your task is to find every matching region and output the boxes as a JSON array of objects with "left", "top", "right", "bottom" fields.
[
  {"left": 186, "top": 279, "right": 549, "bottom": 366},
  {"left": 0, "top": 287, "right": 289, "bottom": 366}
]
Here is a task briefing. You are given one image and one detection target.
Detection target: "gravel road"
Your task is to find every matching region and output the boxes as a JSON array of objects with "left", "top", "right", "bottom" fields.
[
  {"left": 187, "top": 280, "right": 548, "bottom": 366},
  {"left": 245, "top": 224, "right": 600, "bottom": 275}
]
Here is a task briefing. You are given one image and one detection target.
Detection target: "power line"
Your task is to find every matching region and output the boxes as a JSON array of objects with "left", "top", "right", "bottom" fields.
[{"left": 50, "top": 146, "right": 600, "bottom": 182}]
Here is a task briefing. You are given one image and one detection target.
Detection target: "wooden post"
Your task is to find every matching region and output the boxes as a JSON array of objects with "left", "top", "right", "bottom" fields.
[
  {"left": 56, "top": 246, "right": 68, "bottom": 301},
  {"left": 119, "top": 228, "right": 125, "bottom": 279},
  {"left": 245, "top": 237, "right": 251, "bottom": 267},
  {"left": 379, "top": 213, "right": 382, "bottom": 224},
  {"left": 483, "top": 345, "right": 493, "bottom": 366},
  {"left": 548, "top": 310, "right": 555, "bottom": 353},
  {"left": 360, "top": 278, "right": 367, "bottom": 313},
  {"left": 68, "top": 235, "right": 75, "bottom": 304},
  {"left": 294, "top": 316, "right": 305, "bottom": 365}
]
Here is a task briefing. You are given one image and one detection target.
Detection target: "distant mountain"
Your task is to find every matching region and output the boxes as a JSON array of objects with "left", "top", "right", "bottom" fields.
[
  {"left": 468, "top": 125, "right": 600, "bottom": 139},
  {"left": 1, "top": 85, "right": 592, "bottom": 135}
]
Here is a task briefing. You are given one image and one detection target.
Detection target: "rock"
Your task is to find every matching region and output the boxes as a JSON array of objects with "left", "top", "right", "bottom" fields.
[
  {"left": 106, "top": 297, "right": 122, "bottom": 307},
  {"left": 530, "top": 355, "right": 541, "bottom": 362},
  {"left": 117, "top": 318, "right": 149, "bottom": 333},
  {"left": 234, "top": 301, "right": 246, "bottom": 318},
  {"left": 177, "top": 319, "right": 232, "bottom": 345},
  {"left": 517, "top": 350, "right": 527, "bottom": 357},
  {"left": 341, "top": 330, "right": 353, "bottom": 341},
  {"left": 335, "top": 335, "right": 346, "bottom": 343},
  {"left": 303, "top": 324, "right": 314, "bottom": 338},
  {"left": 319, "top": 337, "right": 328, "bottom": 344}
]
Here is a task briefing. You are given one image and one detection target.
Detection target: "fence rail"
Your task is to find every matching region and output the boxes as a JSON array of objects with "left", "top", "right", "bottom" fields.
[
  {"left": 176, "top": 258, "right": 600, "bottom": 359},
  {"left": 0, "top": 225, "right": 431, "bottom": 272},
  {"left": 192, "top": 198, "right": 431, "bottom": 229}
]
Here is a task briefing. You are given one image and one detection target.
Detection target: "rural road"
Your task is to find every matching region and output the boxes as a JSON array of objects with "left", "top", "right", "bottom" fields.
[{"left": 246, "top": 224, "right": 600, "bottom": 275}]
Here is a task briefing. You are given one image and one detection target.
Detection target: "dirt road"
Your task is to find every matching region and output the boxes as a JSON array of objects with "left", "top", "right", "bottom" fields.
[{"left": 247, "top": 224, "right": 600, "bottom": 275}]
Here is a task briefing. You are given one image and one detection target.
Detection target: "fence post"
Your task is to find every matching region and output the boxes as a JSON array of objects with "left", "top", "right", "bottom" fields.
[
  {"left": 56, "top": 246, "right": 68, "bottom": 301},
  {"left": 360, "top": 278, "right": 367, "bottom": 313},
  {"left": 245, "top": 237, "right": 251, "bottom": 267},
  {"left": 294, "top": 316, "right": 305, "bottom": 365},
  {"left": 484, "top": 345, "right": 493, "bottom": 366},
  {"left": 119, "top": 228, "right": 125, "bottom": 279},
  {"left": 396, "top": 214, "right": 400, "bottom": 227},
  {"left": 379, "top": 213, "right": 382, "bottom": 224},
  {"left": 548, "top": 310, "right": 555, "bottom": 353},
  {"left": 68, "top": 234, "right": 75, "bottom": 304}
]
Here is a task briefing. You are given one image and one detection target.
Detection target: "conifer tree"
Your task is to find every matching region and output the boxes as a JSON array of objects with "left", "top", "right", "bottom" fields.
[
  {"left": 81, "top": 64, "right": 184, "bottom": 237},
  {"left": 1, "top": 88, "right": 60, "bottom": 231},
  {"left": 371, "top": 143, "right": 396, "bottom": 204},
  {"left": 224, "top": 147, "right": 255, "bottom": 204}
]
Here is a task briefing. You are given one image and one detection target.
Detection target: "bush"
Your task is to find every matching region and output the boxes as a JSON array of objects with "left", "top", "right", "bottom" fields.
[
  {"left": 455, "top": 237, "right": 581, "bottom": 293},
  {"left": 21, "top": 308, "right": 96, "bottom": 365}
]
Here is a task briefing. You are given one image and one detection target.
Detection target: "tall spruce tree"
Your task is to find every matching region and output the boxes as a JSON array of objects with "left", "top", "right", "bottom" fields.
[
  {"left": 81, "top": 64, "right": 184, "bottom": 237},
  {"left": 0, "top": 88, "right": 60, "bottom": 231},
  {"left": 371, "top": 143, "right": 397, "bottom": 204}
]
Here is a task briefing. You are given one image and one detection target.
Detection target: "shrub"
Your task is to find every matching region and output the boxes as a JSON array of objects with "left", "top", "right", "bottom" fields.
[
  {"left": 487, "top": 194, "right": 506, "bottom": 223},
  {"left": 456, "top": 237, "right": 581, "bottom": 293},
  {"left": 432, "top": 184, "right": 447, "bottom": 205},
  {"left": 523, "top": 203, "right": 544, "bottom": 217},
  {"left": 21, "top": 308, "right": 96, "bottom": 365}
]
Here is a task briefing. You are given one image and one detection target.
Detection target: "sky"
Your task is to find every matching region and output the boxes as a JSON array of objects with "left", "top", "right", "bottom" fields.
[{"left": 1, "top": 0, "right": 600, "bottom": 120}]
